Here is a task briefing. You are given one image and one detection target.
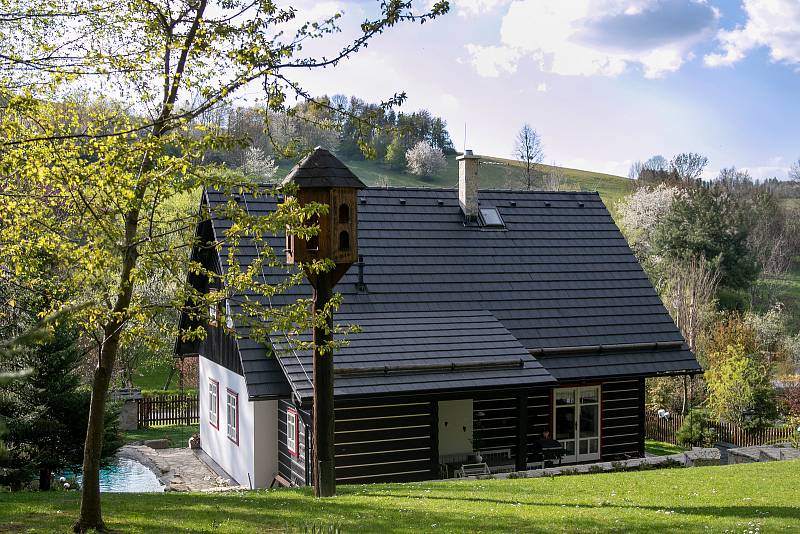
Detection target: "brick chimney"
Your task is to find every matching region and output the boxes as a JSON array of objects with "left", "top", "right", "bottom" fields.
[{"left": 457, "top": 149, "right": 480, "bottom": 221}]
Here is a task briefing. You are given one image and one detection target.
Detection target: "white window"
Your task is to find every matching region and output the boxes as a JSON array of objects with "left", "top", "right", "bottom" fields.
[
  {"left": 209, "top": 302, "right": 217, "bottom": 325},
  {"left": 226, "top": 389, "right": 239, "bottom": 445},
  {"left": 287, "top": 408, "right": 298, "bottom": 456},
  {"left": 208, "top": 379, "right": 219, "bottom": 429}
]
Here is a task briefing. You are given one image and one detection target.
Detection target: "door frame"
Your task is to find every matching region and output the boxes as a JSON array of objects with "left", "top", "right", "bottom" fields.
[{"left": 552, "top": 385, "right": 601, "bottom": 463}]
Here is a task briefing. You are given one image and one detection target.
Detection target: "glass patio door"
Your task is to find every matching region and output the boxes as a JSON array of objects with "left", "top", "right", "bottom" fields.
[{"left": 553, "top": 386, "right": 600, "bottom": 463}]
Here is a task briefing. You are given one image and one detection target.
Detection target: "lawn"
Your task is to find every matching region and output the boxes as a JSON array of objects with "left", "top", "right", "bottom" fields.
[
  {"left": 645, "top": 440, "right": 686, "bottom": 456},
  {"left": 122, "top": 424, "right": 198, "bottom": 446},
  {"left": 3, "top": 461, "right": 798, "bottom": 533}
]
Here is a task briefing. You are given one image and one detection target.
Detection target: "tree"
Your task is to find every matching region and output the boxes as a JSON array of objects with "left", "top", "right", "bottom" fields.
[
  {"left": 543, "top": 166, "right": 566, "bottom": 191},
  {"left": 644, "top": 155, "right": 669, "bottom": 172},
  {"left": 0, "top": 322, "right": 122, "bottom": 490},
  {"left": 651, "top": 186, "right": 759, "bottom": 292},
  {"left": 0, "top": 0, "right": 449, "bottom": 529},
  {"left": 406, "top": 141, "right": 446, "bottom": 177},
  {"left": 513, "top": 124, "right": 544, "bottom": 190},
  {"left": 702, "top": 314, "right": 782, "bottom": 431},
  {"left": 790, "top": 159, "right": 800, "bottom": 182},
  {"left": 616, "top": 183, "right": 684, "bottom": 261},
  {"left": 662, "top": 256, "right": 720, "bottom": 414},
  {"left": 241, "top": 147, "right": 279, "bottom": 183},
  {"left": 670, "top": 152, "right": 709, "bottom": 183},
  {"left": 385, "top": 133, "right": 407, "bottom": 170}
]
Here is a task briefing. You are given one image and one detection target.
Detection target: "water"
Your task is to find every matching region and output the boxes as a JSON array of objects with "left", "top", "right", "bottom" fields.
[{"left": 71, "top": 457, "right": 165, "bottom": 493}]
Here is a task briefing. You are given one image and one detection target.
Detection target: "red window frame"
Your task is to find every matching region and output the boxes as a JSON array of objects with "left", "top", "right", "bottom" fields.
[
  {"left": 226, "top": 388, "right": 239, "bottom": 446},
  {"left": 209, "top": 378, "right": 219, "bottom": 430},
  {"left": 287, "top": 407, "right": 299, "bottom": 457}
]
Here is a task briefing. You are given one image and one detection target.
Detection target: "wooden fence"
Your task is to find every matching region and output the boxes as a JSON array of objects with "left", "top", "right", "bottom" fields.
[
  {"left": 645, "top": 414, "right": 795, "bottom": 447},
  {"left": 136, "top": 394, "right": 199, "bottom": 428}
]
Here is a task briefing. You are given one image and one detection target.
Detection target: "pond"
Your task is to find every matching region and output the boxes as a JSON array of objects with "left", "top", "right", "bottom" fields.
[{"left": 71, "top": 457, "right": 164, "bottom": 493}]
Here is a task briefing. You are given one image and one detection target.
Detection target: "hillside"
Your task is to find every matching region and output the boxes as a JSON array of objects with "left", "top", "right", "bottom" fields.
[
  {"left": 4, "top": 461, "right": 798, "bottom": 533},
  {"left": 274, "top": 154, "right": 634, "bottom": 210}
]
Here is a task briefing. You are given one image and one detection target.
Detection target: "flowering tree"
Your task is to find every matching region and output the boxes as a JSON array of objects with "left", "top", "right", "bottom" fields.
[
  {"left": 241, "top": 147, "right": 279, "bottom": 183},
  {"left": 406, "top": 141, "right": 447, "bottom": 177},
  {"left": 616, "top": 183, "right": 684, "bottom": 261}
]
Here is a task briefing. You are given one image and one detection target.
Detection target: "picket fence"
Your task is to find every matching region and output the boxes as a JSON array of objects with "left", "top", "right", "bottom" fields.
[
  {"left": 645, "top": 414, "right": 795, "bottom": 447},
  {"left": 136, "top": 394, "right": 199, "bottom": 428}
]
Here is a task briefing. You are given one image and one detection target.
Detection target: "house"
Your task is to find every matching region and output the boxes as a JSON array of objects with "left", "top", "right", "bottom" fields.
[{"left": 175, "top": 148, "right": 700, "bottom": 488}]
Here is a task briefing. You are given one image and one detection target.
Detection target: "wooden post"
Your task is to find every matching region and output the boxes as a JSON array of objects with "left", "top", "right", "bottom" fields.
[
  {"left": 516, "top": 393, "right": 528, "bottom": 472},
  {"left": 312, "top": 272, "right": 336, "bottom": 497}
]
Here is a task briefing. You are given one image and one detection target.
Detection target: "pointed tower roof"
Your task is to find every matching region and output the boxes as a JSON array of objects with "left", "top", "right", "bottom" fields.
[{"left": 281, "top": 147, "right": 366, "bottom": 189}]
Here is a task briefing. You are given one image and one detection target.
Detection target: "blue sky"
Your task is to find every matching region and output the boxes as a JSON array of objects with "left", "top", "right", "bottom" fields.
[{"left": 289, "top": 1, "right": 800, "bottom": 179}]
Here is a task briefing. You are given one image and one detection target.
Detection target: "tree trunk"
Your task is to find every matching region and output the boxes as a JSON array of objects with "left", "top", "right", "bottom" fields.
[
  {"left": 312, "top": 273, "right": 336, "bottom": 497},
  {"left": 39, "top": 468, "right": 51, "bottom": 491},
  {"left": 74, "top": 213, "right": 140, "bottom": 532}
]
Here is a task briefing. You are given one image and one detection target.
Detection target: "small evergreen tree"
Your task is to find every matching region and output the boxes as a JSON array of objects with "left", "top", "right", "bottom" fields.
[
  {"left": 0, "top": 323, "right": 122, "bottom": 490},
  {"left": 676, "top": 408, "right": 716, "bottom": 447}
]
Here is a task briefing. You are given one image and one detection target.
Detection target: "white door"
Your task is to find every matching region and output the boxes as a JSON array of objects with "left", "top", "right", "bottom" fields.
[
  {"left": 553, "top": 386, "right": 600, "bottom": 463},
  {"left": 438, "top": 399, "right": 473, "bottom": 456}
]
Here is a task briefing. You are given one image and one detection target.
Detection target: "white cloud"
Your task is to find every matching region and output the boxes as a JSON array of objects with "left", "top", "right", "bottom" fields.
[
  {"left": 536, "top": 82, "right": 548, "bottom": 92},
  {"left": 455, "top": 0, "right": 510, "bottom": 17},
  {"left": 467, "top": 0, "right": 718, "bottom": 79},
  {"left": 464, "top": 44, "right": 521, "bottom": 77},
  {"left": 705, "top": 0, "right": 800, "bottom": 67}
]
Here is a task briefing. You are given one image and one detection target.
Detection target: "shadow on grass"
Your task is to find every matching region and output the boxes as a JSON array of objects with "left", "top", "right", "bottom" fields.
[{"left": 1, "top": 488, "right": 798, "bottom": 534}]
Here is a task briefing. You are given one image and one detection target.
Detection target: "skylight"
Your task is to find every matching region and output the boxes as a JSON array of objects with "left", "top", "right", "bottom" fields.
[{"left": 480, "top": 207, "right": 505, "bottom": 228}]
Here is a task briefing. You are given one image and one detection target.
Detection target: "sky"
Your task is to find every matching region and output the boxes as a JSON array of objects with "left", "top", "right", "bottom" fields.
[{"left": 285, "top": 0, "right": 800, "bottom": 179}]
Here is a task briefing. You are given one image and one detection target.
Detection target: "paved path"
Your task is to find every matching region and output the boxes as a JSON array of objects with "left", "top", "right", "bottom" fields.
[{"left": 120, "top": 445, "right": 237, "bottom": 492}]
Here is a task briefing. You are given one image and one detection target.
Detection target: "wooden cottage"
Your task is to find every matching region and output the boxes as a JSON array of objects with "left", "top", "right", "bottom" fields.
[{"left": 175, "top": 147, "right": 700, "bottom": 488}]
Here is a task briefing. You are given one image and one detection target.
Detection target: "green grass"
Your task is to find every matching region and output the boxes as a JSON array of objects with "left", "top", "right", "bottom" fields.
[
  {"left": 3, "top": 461, "right": 799, "bottom": 533},
  {"left": 645, "top": 440, "right": 686, "bottom": 456},
  {"left": 275, "top": 154, "right": 634, "bottom": 211},
  {"left": 122, "top": 424, "right": 198, "bottom": 446},
  {"left": 130, "top": 359, "right": 175, "bottom": 391}
]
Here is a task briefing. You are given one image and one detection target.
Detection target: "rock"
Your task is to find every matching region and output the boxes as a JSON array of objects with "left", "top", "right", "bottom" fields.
[
  {"left": 144, "top": 439, "right": 170, "bottom": 450},
  {"left": 684, "top": 448, "right": 720, "bottom": 467}
]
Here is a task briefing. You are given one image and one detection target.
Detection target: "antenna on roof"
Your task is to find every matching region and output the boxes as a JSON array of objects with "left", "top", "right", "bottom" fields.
[{"left": 463, "top": 122, "right": 467, "bottom": 153}]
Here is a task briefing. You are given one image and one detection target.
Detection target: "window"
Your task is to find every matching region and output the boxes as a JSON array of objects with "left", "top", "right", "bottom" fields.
[
  {"left": 338, "top": 203, "right": 350, "bottom": 224},
  {"left": 226, "top": 389, "right": 239, "bottom": 445},
  {"left": 208, "top": 302, "right": 218, "bottom": 325},
  {"left": 286, "top": 407, "right": 299, "bottom": 457},
  {"left": 479, "top": 207, "right": 505, "bottom": 228},
  {"left": 208, "top": 379, "right": 219, "bottom": 429},
  {"left": 338, "top": 230, "right": 350, "bottom": 251},
  {"left": 306, "top": 215, "right": 319, "bottom": 251}
]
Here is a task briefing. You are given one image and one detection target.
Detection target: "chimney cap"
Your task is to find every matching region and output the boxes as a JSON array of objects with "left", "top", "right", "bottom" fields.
[{"left": 457, "top": 149, "right": 480, "bottom": 161}]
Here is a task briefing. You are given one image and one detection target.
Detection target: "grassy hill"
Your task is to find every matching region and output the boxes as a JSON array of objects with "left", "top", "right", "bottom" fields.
[
  {"left": 4, "top": 460, "right": 799, "bottom": 533},
  {"left": 275, "top": 154, "right": 634, "bottom": 211}
]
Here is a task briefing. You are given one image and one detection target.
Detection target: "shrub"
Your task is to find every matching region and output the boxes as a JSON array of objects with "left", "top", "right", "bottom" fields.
[{"left": 676, "top": 409, "right": 716, "bottom": 447}]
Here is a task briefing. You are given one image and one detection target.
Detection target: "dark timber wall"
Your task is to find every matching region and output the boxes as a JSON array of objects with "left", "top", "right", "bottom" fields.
[
  {"left": 526, "top": 388, "right": 552, "bottom": 463},
  {"left": 601, "top": 379, "right": 645, "bottom": 461},
  {"left": 473, "top": 395, "right": 519, "bottom": 459},
  {"left": 202, "top": 323, "right": 242, "bottom": 375},
  {"left": 278, "top": 400, "right": 309, "bottom": 486},
  {"left": 334, "top": 398, "right": 435, "bottom": 484}
]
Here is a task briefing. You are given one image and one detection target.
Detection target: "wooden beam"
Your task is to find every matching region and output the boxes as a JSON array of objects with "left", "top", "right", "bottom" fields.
[
  {"left": 516, "top": 393, "right": 528, "bottom": 472},
  {"left": 312, "top": 272, "right": 336, "bottom": 497}
]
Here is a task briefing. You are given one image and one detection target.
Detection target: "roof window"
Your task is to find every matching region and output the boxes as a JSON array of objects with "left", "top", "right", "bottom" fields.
[{"left": 479, "top": 207, "right": 505, "bottom": 228}]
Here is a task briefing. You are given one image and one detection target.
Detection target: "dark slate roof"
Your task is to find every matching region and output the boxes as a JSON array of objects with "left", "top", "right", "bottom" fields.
[
  {"left": 203, "top": 186, "right": 700, "bottom": 400},
  {"left": 535, "top": 344, "right": 698, "bottom": 381},
  {"left": 272, "top": 310, "right": 555, "bottom": 401},
  {"left": 281, "top": 147, "right": 366, "bottom": 189}
]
